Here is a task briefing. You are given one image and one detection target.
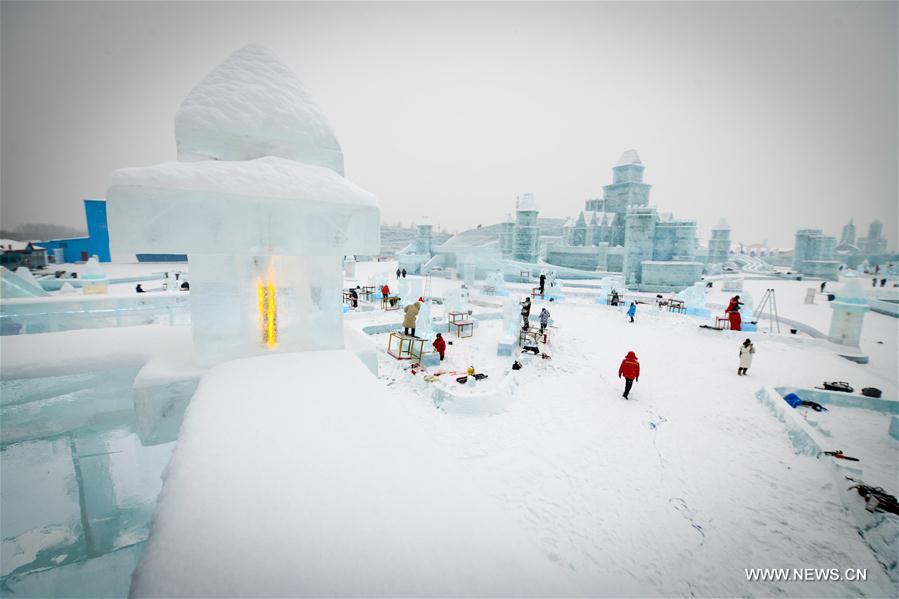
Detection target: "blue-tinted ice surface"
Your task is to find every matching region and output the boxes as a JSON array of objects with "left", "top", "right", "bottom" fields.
[{"left": 1, "top": 368, "right": 174, "bottom": 596}]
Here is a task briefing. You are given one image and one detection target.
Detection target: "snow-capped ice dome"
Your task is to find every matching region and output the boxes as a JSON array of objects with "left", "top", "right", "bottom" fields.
[
  {"left": 834, "top": 279, "right": 869, "bottom": 305},
  {"left": 175, "top": 44, "right": 345, "bottom": 174},
  {"left": 616, "top": 149, "right": 642, "bottom": 166},
  {"left": 517, "top": 193, "right": 538, "bottom": 212}
]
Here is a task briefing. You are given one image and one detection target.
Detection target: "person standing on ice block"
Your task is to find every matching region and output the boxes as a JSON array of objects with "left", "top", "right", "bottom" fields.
[
  {"left": 403, "top": 301, "right": 420, "bottom": 337},
  {"left": 728, "top": 306, "right": 742, "bottom": 331},
  {"left": 521, "top": 296, "right": 532, "bottom": 330},
  {"left": 618, "top": 351, "right": 640, "bottom": 399},
  {"left": 433, "top": 332, "right": 446, "bottom": 361},
  {"left": 738, "top": 338, "right": 755, "bottom": 375},
  {"left": 627, "top": 302, "right": 637, "bottom": 323},
  {"left": 726, "top": 295, "right": 743, "bottom": 314}
]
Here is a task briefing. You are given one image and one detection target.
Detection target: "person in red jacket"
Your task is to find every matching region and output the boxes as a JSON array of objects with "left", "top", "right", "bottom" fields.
[
  {"left": 728, "top": 307, "right": 742, "bottom": 331},
  {"left": 432, "top": 332, "right": 446, "bottom": 361},
  {"left": 725, "top": 295, "right": 743, "bottom": 314},
  {"left": 618, "top": 351, "right": 640, "bottom": 399}
]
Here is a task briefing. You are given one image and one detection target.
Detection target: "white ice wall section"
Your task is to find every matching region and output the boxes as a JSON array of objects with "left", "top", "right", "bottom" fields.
[
  {"left": 107, "top": 158, "right": 378, "bottom": 257},
  {"left": 188, "top": 254, "right": 342, "bottom": 365}
]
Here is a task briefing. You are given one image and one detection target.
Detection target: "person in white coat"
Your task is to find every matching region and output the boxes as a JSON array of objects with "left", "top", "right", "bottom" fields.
[{"left": 738, "top": 338, "right": 755, "bottom": 375}]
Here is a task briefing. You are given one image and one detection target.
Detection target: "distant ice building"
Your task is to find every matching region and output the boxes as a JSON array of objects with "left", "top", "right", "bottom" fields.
[
  {"left": 107, "top": 44, "right": 379, "bottom": 366},
  {"left": 396, "top": 151, "right": 727, "bottom": 290},
  {"left": 546, "top": 150, "right": 704, "bottom": 291},
  {"left": 802, "top": 218, "right": 894, "bottom": 274},
  {"left": 792, "top": 229, "right": 839, "bottom": 280}
]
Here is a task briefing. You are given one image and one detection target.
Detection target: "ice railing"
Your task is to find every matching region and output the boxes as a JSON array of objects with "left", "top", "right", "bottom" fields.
[{"left": 0, "top": 292, "right": 190, "bottom": 335}]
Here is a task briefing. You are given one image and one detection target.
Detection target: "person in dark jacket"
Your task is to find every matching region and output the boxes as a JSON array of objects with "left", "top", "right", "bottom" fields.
[
  {"left": 521, "top": 296, "right": 532, "bottom": 330},
  {"left": 135, "top": 283, "right": 146, "bottom": 293},
  {"left": 180, "top": 281, "right": 190, "bottom": 291},
  {"left": 396, "top": 268, "right": 401, "bottom": 279},
  {"left": 539, "top": 307, "right": 551, "bottom": 332},
  {"left": 349, "top": 288, "right": 358, "bottom": 308},
  {"left": 402, "top": 268, "right": 407, "bottom": 278},
  {"left": 618, "top": 351, "right": 640, "bottom": 399},
  {"left": 539, "top": 273, "right": 546, "bottom": 294},
  {"left": 820, "top": 281, "right": 826, "bottom": 293},
  {"left": 432, "top": 333, "right": 446, "bottom": 361}
]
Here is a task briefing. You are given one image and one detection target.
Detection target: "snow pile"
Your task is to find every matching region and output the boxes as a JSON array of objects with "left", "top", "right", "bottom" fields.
[
  {"left": 175, "top": 44, "right": 344, "bottom": 173},
  {"left": 131, "top": 350, "right": 579, "bottom": 597}
]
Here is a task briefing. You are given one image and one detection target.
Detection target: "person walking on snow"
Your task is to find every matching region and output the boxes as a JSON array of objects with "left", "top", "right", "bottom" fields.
[
  {"left": 728, "top": 306, "right": 742, "bottom": 331},
  {"left": 402, "top": 268, "right": 407, "bottom": 278},
  {"left": 539, "top": 307, "right": 551, "bottom": 333},
  {"left": 521, "top": 296, "right": 532, "bottom": 330},
  {"left": 820, "top": 281, "right": 826, "bottom": 293},
  {"left": 618, "top": 351, "right": 640, "bottom": 399},
  {"left": 432, "top": 332, "right": 446, "bottom": 361},
  {"left": 539, "top": 273, "right": 546, "bottom": 295},
  {"left": 627, "top": 301, "right": 637, "bottom": 323},
  {"left": 738, "top": 338, "right": 755, "bottom": 375},
  {"left": 403, "top": 301, "right": 420, "bottom": 337},
  {"left": 396, "top": 268, "right": 401, "bottom": 279}
]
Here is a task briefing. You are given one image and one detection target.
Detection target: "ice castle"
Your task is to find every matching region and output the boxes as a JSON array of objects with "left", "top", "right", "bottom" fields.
[
  {"left": 108, "top": 44, "right": 380, "bottom": 366},
  {"left": 397, "top": 150, "right": 729, "bottom": 291},
  {"left": 834, "top": 218, "right": 894, "bottom": 269},
  {"left": 545, "top": 150, "right": 707, "bottom": 291}
]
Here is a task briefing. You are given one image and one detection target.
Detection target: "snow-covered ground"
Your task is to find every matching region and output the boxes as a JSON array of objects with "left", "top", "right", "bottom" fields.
[{"left": 2, "top": 259, "right": 897, "bottom": 596}]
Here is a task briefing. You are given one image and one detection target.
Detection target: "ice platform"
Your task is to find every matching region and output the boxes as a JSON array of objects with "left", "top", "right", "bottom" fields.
[{"left": 131, "top": 350, "right": 577, "bottom": 597}]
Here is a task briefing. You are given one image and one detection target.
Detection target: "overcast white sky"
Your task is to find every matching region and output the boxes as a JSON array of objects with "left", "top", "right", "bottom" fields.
[{"left": 2, "top": 1, "right": 896, "bottom": 247}]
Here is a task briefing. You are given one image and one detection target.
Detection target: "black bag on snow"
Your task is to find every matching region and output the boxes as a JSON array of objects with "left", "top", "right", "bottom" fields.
[
  {"left": 823, "top": 381, "right": 853, "bottom": 393},
  {"left": 861, "top": 387, "right": 882, "bottom": 398}
]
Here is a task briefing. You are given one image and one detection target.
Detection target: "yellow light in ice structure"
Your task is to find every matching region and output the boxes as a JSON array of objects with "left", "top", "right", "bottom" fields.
[{"left": 257, "top": 278, "right": 278, "bottom": 348}]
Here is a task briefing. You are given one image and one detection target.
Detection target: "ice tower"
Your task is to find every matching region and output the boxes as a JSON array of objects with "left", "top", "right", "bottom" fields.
[
  {"left": 602, "top": 150, "right": 651, "bottom": 246},
  {"left": 829, "top": 279, "right": 870, "bottom": 347},
  {"left": 513, "top": 193, "right": 540, "bottom": 263},
  {"left": 107, "top": 45, "right": 380, "bottom": 366},
  {"left": 708, "top": 219, "right": 731, "bottom": 264}
]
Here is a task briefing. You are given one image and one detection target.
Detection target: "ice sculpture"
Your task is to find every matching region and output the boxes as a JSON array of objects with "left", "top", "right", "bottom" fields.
[
  {"left": 1, "top": 267, "right": 49, "bottom": 298},
  {"left": 107, "top": 45, "right": 379, "bottom": 366},
  {"left": 416, "top": 301, "right": 435, "bottom": 342},
  {"left": 81, "top": 255, "right": 109, "bottom": 295},
  {"left": 485, "top": 270, "right": 507, "bottom": 295},
  {"left": 502, "top": 297, "right": 520, "bottom": 339},
  {"left": 676, "top": 281, "right": 710, "bottom": 317},
  {"left": 677, "top": 282, "right": 706, "bottom": 310},
  {"left": 444, "top": 287, "right": 470, "bottom": 316}
]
